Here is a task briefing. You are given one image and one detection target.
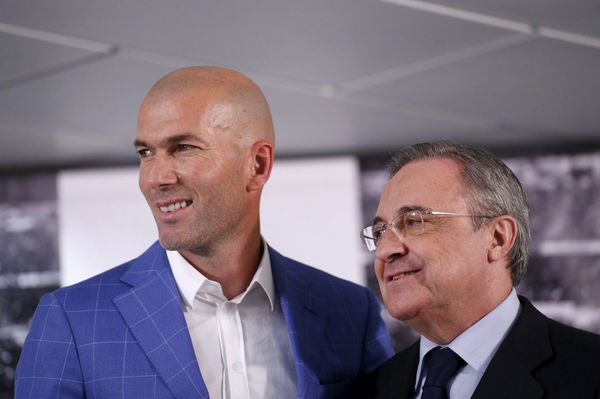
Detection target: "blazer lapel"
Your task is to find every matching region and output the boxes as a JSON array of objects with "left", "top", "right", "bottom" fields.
[
  {"left": 113, "top": 242, "right": 208, "bottom": 399},
  {"left": 270, "top": 247, "right": 331, "bottom": 397},
  {"left": 471, "top": 296, "right": 551, "bottom": 399},
  {"left": 375, "top": 341, "right": 419, "bottom": 399},
  {"left": 394, "top": 342, "right": 419, "bottom": 399}
]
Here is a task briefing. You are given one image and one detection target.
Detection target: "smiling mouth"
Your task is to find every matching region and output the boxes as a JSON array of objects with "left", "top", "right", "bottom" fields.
[
  {"left": 159, "top": 200, "right": 191, "bottom": 213},
  {"left": 391, "top": 270, "right": 420, "bottom": 281}
]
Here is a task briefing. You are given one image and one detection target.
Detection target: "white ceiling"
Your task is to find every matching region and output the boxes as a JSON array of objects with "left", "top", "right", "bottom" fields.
[{"left": 1, "top": 0, "right": 600, "bottom": 169}]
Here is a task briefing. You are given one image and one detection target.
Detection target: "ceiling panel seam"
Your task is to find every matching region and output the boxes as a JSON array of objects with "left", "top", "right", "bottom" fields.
[
  {"left": 0, "top": 17, "right": 575, "bottom": 139},
  {"left": 0, "top": 21, "right": 114, "bottom": 53},
  {"left": 117, "top": 46, "right": 508, "bottom": 131},
  {"left": 0, "top": 50, "right": 118, "bottom": 91},
  {"left": 336, "top": 34, "right": 535, "bottom": 91},
  {"left": 380, "top": 0, "right": 600, "bottom": 50}
]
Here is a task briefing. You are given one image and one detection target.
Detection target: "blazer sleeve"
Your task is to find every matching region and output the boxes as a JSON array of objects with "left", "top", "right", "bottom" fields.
[
  {"left": 15, "top": 293, "right": 85, "bottom": 398},
  {"left": 359, "top": 288, "right": 394, "bottom": 374}
]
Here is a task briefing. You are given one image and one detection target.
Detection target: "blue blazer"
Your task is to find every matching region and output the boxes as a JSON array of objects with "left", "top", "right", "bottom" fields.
[{"left": 16, "top": 242, "right": 393, "bottom": 398}]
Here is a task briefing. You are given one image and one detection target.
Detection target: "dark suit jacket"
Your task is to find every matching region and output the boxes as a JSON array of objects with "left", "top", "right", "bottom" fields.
[
  {"left": 15, "top": 242, "right": 394, "bottom": 398},
  {"left": 351, "top": 296, "right": 600, "bottom": 398}
]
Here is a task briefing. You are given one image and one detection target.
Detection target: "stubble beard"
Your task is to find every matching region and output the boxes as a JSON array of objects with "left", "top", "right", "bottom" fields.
[
  {"left": 156, "top": 205, "right": 243, "bottom": 257},
  {"left": 158, "top": 223, "right": 216, "bottom": 256}
]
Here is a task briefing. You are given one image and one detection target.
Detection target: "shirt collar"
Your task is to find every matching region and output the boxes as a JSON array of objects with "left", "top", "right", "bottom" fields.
[
  {"left": 167, "top": 240, "right": 276, "bottom": 312},
  {"left": 418, "top": 288, "right": 521, "bottom": 373}
]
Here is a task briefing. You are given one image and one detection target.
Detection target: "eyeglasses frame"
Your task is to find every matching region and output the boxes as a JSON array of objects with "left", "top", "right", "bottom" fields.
[{"left": 361, "top": 210, "right": 497, "bottom": 251}]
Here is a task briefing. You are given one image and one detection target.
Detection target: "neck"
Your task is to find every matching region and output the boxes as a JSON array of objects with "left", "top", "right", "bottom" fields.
[
  {"left": 179, "top": 229, "right": 263, "bottom": 300},
  {"left": 411, "top": 286, "right": 513, "bottom": 345}
]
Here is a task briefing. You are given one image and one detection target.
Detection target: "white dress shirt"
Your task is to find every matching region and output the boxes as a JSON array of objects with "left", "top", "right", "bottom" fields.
[
  {"left": 413, "top": 289, "right": 521, "bottom": 399},
  {"left": 168, "top": 246, "right": 297, "bottom": 399}
]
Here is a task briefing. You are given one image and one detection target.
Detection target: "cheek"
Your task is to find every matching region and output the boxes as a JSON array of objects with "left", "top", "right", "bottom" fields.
[
  {"left": 138, "top": 169, "right": 149, "bottom": 195},
  {"left": 192, "top": 155, "right": 231, "bottom": 182},
  {"left": 177, "top": 159, "right": 221, "bottom": 189},
  {"left": 428, "top": 241, "right": 482, "bottom": 291},
  {"left": 137, "top": 159, "right": 159, "bottom": 187},
  {"left": 374, "top": 261, "right": 386, "bottom": 290}
]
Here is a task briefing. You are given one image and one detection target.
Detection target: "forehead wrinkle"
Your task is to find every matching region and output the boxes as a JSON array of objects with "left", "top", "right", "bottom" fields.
[
  {"left": 146, "top": 90, "right": 256, "bottom": 153},
  {"left": 134, "top": 133, "right": 207, "bottom": 150},
  {"left": 142, "top": 67, "right": 274, "bottom": 148}
]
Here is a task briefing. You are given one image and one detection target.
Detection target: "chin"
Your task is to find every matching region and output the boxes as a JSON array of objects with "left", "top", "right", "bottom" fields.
[
  {"left": 386, "top": 298, "right": 424, "bottom": 322},
  {"left": 389, "top": 308, "right": 419, "bottom": 322},
  {"left": 158, "top": 233, "right": 191, "bottom": 251},
  {"left": 158, "top": 233, "right": 212, "bottom": 255},
  {"left": 158, "top": 238, "right": 182, "bottom": 251}
]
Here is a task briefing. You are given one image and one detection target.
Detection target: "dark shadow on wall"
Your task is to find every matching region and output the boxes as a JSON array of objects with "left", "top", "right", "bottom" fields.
[{"left": 0, "top": 173, "right": 60, "bottom": 398}]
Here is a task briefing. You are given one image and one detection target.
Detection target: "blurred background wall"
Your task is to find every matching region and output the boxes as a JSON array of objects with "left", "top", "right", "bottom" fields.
[
  {"left": 2, "top": 149, "right": 600, "bottom": 395},
  {"left": 2, "top": 0, "right": 600, "bottom": 396}
]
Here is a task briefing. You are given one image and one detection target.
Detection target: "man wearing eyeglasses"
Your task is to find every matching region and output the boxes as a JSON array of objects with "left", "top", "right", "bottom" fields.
[
  {"left": 352, "top": 142, "right": 600, "bottom": 398},
  {"left": 15, "top": 66, "right": 393, "bottom": 399}
]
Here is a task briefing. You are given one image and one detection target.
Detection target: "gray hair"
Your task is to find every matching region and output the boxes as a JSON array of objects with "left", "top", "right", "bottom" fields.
[{"left": 388, "top": 141, "right": 530, "bottom": 285}]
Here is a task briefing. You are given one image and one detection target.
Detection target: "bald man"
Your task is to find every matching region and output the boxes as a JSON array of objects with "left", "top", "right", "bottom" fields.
[{"left": 15, "top": 67, "right": 393, "bottom": 399}]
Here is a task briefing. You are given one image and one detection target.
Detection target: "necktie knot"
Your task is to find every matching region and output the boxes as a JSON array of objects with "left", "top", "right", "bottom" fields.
[{"left": 421, "top": 347, "right": 465, "bottom": 399}]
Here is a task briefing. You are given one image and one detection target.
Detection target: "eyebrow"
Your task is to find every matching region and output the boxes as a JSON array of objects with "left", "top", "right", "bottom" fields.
[
  {"left": 372, "top": 205, "right": 428, "bottom": 224},
  {"left": 133, "top": 138, "right": 147, "bottom": 148},
  {"left": 133, "top": 133, "right": 200, "bottom": 148}
]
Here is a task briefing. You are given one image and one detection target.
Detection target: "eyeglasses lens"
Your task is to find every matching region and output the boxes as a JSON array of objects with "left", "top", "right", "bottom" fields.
[
  {"left": 361, "top": 210, "right": 426, "bottom": 251},
  {"left": 399, "top": 210, "right": 425, "bottom": 236}
]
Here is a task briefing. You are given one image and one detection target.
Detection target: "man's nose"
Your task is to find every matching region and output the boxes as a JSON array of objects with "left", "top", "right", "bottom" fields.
[
  {"left": 374, "top": 228, "right": 408, "bottom": 263},
  {"left": 145, "top": 155, "right": 179, "bottom": 188}
]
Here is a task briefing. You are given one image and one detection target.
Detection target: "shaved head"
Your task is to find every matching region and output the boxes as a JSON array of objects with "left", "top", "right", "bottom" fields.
[
  {"left": 141, "top": 66, "right": 275, "bottom": 148},
  {"left": 135, "top": 65, "right": 276, "bottom": 263}
]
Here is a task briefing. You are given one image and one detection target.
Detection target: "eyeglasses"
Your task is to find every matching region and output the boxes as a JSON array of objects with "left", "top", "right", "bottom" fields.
[{"left": 360, "top": 210, "right": 496, "bottom": 251}]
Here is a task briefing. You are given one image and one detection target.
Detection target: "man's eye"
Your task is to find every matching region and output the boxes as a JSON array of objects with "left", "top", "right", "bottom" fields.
[
  {"left": 136, "top": 148, "right": 151, "bottom": 158},
  {"left": 371, "top": 226, "right": 385, "bottom": 239},
  {"left": 176, "top": 144, "right": 195, "bottom": 152},
  {"left": 404, "top": 217, "right": 423, "bottom": 227}
]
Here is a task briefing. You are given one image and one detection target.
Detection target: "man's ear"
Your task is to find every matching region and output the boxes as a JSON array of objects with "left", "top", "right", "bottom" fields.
[
  {"left": 488, "top": 215, "right": 517, "bottom": 263},
  {"left": 246, "top": 141, "right": 274, "bottom": 192}
]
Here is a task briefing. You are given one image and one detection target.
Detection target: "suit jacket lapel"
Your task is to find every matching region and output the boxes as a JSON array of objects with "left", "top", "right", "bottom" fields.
[
  {"left": 472, "top": 296, "right": 551, "bottom": 399},
  {"left": 396, "top": 342, "right": 419, "bottom": 399},
  {"left": 113, "top": 242, "right": 208, "bottom": 399},
  {"left": 270, "top": 247, "right": 330, "bottom": 397},
  {"left": 376, "top": 341, "right": 419, "bottom": 399}
]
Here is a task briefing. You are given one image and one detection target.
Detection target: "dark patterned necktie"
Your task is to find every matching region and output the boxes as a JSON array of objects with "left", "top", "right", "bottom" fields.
[{"left": 421, "top": 347, "right": 466, "bottom": 399}]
